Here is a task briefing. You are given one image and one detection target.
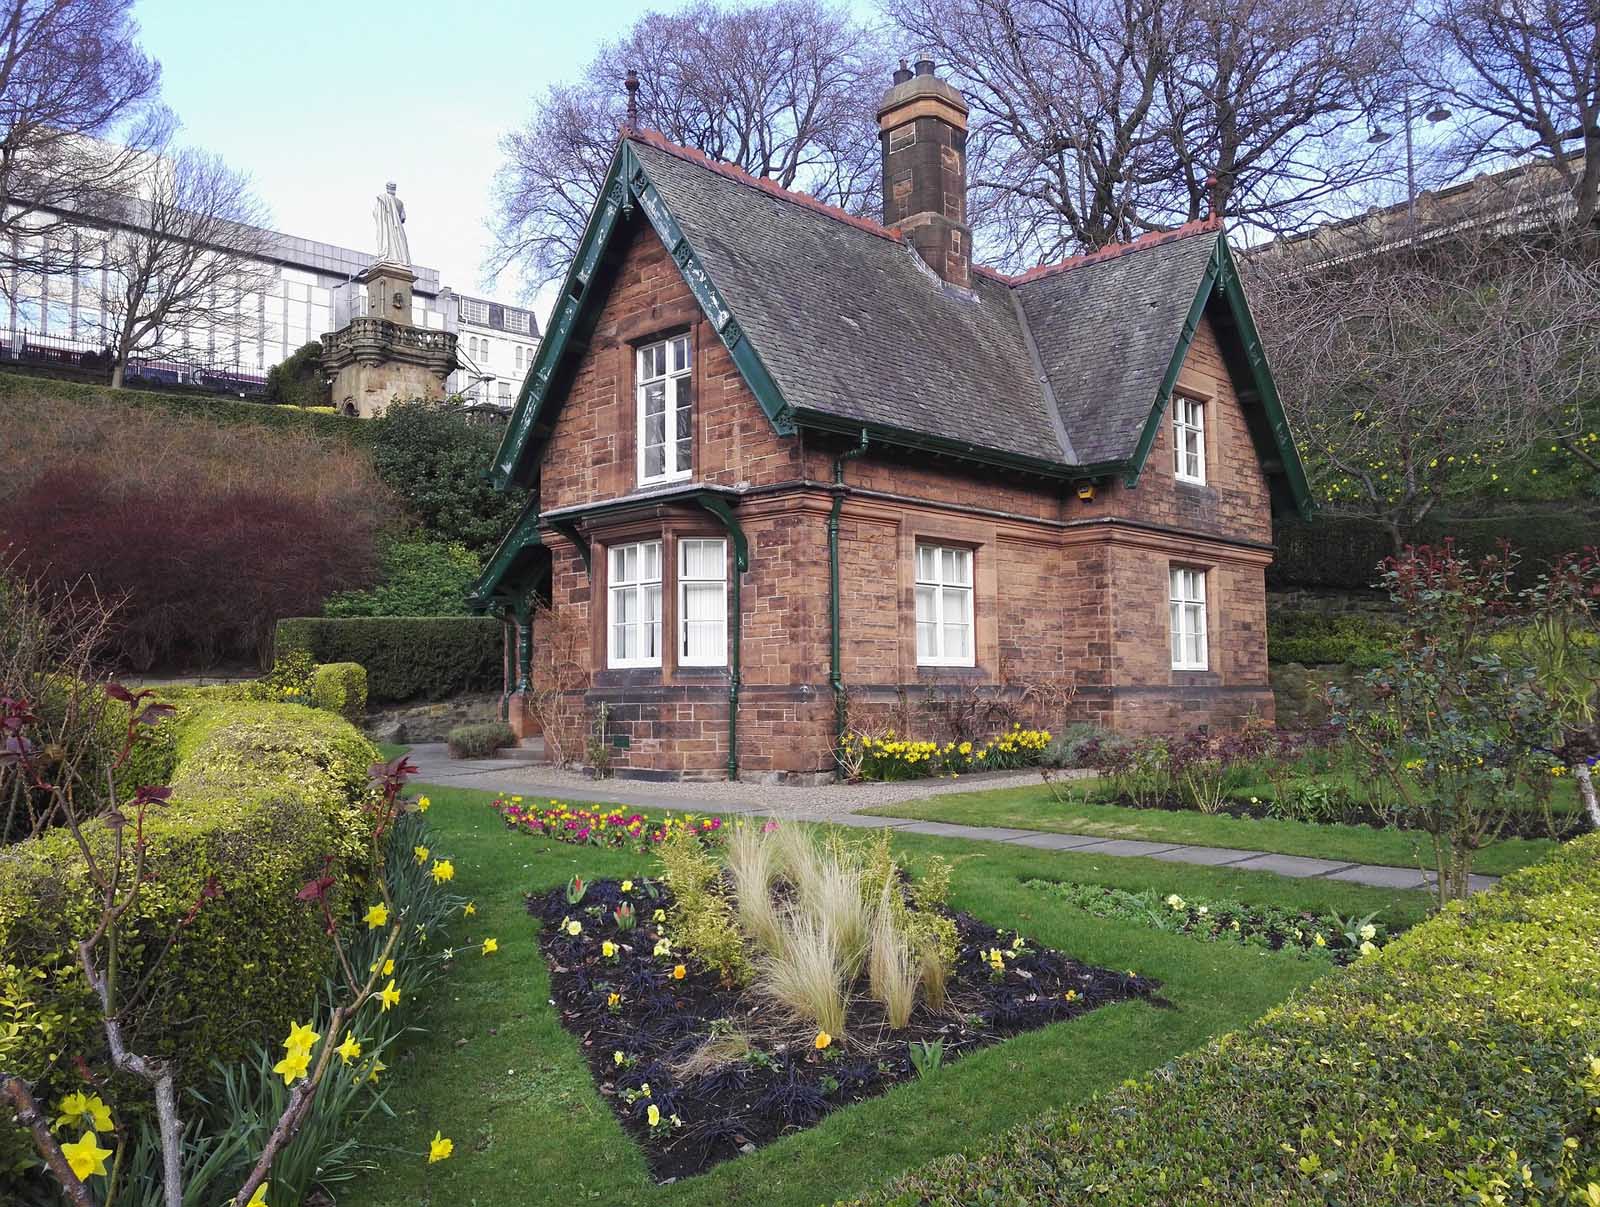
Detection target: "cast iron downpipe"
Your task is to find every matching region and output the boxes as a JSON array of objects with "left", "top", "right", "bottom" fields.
[{"left": 828, "top": 429, "right": 870, "bottom": 777}]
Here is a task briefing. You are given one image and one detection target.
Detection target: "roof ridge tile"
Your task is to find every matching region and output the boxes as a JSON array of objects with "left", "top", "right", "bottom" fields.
[{"left": 625, "top": 128, "right": 903, "bottom": 243}]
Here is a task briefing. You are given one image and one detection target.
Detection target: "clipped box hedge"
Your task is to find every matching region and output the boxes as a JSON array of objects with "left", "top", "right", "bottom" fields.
[
  {"left": 851, "top": 833, "right": 1600, "bottom": 1206},
  {"left": 0, "top": 701, "right": 376, "bottom": 1089},
  {"left": 274, "top": 616, "right": 502, "bottom": 703}
]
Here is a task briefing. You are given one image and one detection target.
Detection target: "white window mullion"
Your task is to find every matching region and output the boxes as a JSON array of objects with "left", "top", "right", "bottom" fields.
[
  {"left": 1170, "top": 567, "right": 1208, "bottom": 670},
  {"left": 608, "top": 540, "right": 663, "bottom": 668},
  {"left": 678, "top": 538, "right": 728, "bottom": 666},
  {"left": 915, "top": 544, "right": 974, "bottom": 667},
  {"left": 637, "top": 334, "right": 692, "bottom": 485}
]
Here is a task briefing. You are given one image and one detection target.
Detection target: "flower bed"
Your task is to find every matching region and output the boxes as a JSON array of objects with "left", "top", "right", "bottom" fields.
[
  {"left": 844, "top": 725, "right": 1052, "bottom": 781},
  {"left": 1024, "top": 879, "right": 1394, "bottom": 963},
  {"left": 528, "top": 874, "right": 1154, "bottom": 1181},
  {"left": 493, "top": 797, "right": 724, "bottom": 850}
]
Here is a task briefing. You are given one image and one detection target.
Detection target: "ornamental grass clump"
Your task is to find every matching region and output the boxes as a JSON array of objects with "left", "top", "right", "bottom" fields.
[
  {"left": 866, "top": 884, "right": 920, "bottom": 1029},
  {"left": 757, "top": 913, "right": 850, "bottom": 1039}
]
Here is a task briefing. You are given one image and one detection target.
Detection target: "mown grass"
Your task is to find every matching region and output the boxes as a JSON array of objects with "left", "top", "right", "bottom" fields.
[
  {"left": 860, "top": 779, "right": 1561, "bottom": 877},
  {"left": 339, "top": 785, "right": 1427, "bottom": 1207}
]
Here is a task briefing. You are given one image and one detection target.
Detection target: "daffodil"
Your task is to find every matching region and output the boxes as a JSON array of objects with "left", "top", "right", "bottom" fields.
[
  {"left": 482, "top": 937, "right": 499, "bottom": 955},
  {"left": 416, "top": 795, "right": 431, "bottom": 812},
  {"left": 428, "top": 1131, "right": 454, "bottom": 1163},
  {"left": 245, "top": 1183, "right": 270, "bottom": 1207},
  {"left": 367, "top": 1057, "right": 386, "bottom": 1083},
  {"left": 413, "top": 845, "right": 430, "bottom": 865},
  {"left": 379, "top": 978, "right": 401, "bottom": 1011},
  {"left": 272, "top": 1047, "right": 310, "bottom": 1086},
  {"left": 54, "top": 1091, "right": 113, "bottom": 1134},
  {"left": 284, "top": 1020, "right": 320, "bottom": 1054},
  {"left": 61, "top": 1131, "right": 113, "bottom": 1180},
  {"left": 463, "top": 901, "right": 477, "bottom": 916},
  {"left": 335, "top": 1034, "right": 362, "bottom": 1065},
  {"left": 363, "top": 903, "right": 389, "bottom": 929},
  {"left": 431, "top": 859, "right": 455, "bottom": 884}
]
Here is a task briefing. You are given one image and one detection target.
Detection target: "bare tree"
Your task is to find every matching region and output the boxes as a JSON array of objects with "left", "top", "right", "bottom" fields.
[
  {"left": 893, "top": 0, "right": 1176, "bottom": 264},
  {"left": 1248, "top": 233, "right": 1600, "bottom": 546},
  {"left": 92, "top": 148, "right": 272, "bottom": 388},
  {"left": 490, "top": 0, "right": 891, "bottom": 292},
  {"left": 0, "top": 1, "right": 166, "bottom": 282},
  {"left": 895, "top": 0, "right": 1407, "bottom": 265},
  {"left": 1417, "top": 0, "right": 1600, "bottom": 230}
]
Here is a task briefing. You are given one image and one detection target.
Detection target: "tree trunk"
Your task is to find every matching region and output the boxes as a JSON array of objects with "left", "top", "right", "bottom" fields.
[
  {"left": 110, "top": 358, "right": 125, "bottom": 389},
  {"left": 1575, "top": 763, "right": 1600, "bottom": 831}
]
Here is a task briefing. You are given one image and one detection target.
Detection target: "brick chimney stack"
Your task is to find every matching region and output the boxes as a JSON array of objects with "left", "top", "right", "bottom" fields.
[{"left": 877, "top": 58, "right": 971, "bottom": 288}]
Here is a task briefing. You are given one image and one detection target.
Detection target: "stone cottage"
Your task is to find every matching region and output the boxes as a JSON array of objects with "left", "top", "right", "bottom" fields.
[{"left": 470, "top": 60, "right": 1312, "bottom": 783}]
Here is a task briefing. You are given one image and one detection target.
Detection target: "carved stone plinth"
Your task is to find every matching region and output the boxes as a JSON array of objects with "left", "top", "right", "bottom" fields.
[{"left": 323, "top": 265, "right": 457, "bottom": 418}]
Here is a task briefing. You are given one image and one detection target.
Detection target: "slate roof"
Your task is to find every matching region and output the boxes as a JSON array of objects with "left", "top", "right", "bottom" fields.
[{"left": 631, "top": 134, "right": 1225, "bottom": 471}]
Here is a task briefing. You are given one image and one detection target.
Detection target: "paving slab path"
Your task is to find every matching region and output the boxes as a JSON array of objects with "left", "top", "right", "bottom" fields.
[{"left": 403, "top": 743, "right": 1497, "bottom": 894}]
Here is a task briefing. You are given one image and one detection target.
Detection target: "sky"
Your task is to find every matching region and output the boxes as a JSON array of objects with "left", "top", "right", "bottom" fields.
[{"left": 133, "top": 0, "right": 682, "bottom": 319}]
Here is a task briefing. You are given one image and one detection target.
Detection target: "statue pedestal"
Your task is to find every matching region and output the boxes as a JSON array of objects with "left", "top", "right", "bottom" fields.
[{"left": 322, "top": 262, "right": 457, "bottom": 418}]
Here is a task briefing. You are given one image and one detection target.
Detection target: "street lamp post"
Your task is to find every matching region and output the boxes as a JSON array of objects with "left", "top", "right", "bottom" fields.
[{"left": 1367, "top": 92, "right": 1453, "bottom": 230}]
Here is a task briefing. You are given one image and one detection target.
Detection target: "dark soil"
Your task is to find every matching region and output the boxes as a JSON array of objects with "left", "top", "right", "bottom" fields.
[{"left": 528, "top": 878, "right": 1159, "bottom": 1182}]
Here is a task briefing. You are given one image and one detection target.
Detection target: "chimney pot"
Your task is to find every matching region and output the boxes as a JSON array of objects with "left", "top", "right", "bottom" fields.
[
  {"left": 877, "top": 57, "right": 971, "bottom": 287},
  {"left": 892, "top": 58, "right": 913, "bottom": 85},
  {"left": 914, "top": 57, "right": 936, "bottom": 76}
]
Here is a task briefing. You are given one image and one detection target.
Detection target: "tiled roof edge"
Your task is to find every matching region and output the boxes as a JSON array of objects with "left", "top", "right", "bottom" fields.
[
  {"left": 624, "top": 128, "right": 904, "bottom": 244},
  {"left": 977, "top": 218, "right": 1224, "bottom": 286}
]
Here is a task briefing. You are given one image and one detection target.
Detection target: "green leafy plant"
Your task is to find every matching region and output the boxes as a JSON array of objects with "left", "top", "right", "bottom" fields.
[
  {"left": 445, "top": 720, "right": 516, "bottom": 759},
  {"left": 321, "top": 536, "right": 481, "bottom": 619},
  {"left": 274, "top": 616, "right": 502, "bottom": 703},
  {"left": 908, "top": 1038, "right": 945, "bottom": 1078}
]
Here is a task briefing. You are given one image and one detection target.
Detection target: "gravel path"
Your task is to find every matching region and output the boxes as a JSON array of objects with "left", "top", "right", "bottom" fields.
[{"left": 403, "top": 743, "right": 1065, "bottom": 819}]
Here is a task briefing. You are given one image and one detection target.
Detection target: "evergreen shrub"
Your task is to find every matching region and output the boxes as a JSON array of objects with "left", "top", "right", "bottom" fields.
[{"left": 274, "top": 616, "right": 501, "bottom": 703}]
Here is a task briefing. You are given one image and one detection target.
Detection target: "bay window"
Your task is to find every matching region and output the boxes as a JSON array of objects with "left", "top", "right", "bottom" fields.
[
  {"left": 608, "top": 540, "right": 662, "bottom": 668},
  {"left": 915, "top": 544, "right": 974, "bottom": 666},
  {"left": 678, "top": 538, "right": 728, "bottom": 666},
  {"left": 637, "top": 334, "right": 692, "bottom": 484},
  {"left": 1169, "top": 566, "right": 1208, "bottom": 670}
]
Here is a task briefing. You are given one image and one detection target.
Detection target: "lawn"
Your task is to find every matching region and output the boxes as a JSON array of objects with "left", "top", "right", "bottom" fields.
[
  {"left": 339, "top": 784, "right": 1428, "bottom": 1207},
  {"left": 859, "top": 780, "right": 1561, "bottom": 877}
]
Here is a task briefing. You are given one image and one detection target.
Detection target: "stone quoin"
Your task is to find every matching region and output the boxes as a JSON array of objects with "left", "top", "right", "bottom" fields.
[{"left": 468, "top": 62, "right": 1312, "bottom": 783}]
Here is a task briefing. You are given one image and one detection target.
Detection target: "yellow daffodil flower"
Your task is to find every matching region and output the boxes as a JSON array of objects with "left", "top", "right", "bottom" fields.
[
  {"left": 416, "top": 795, "right": 430, "bottom": 812},
  {"left": 335, "top": 1035, "right": 362, "bottom": 1065},
  {"left": 431, "top": 859, "right": 455, "bottom": 883},
  {"left": 367, "top": 1057, "right": 386, "bottom": 1083},
  {"left": 463, "top": 901, "right": 477, "bottom": 916},
  {"left": 54, "top": 1091, "right": 113, "bottom": 1135},
  {"left": 413, "top": 845, "right": 429, "bottom": 865},
  {"left": 483, "top": 938, "right": 499, "bottom": 955},
  {"left": 61, "top": 1131, "right": 113, "bottom": 1180},
  {"left": 363, "top": 903, "right": 389, "bottom": 929},
  {"left": 428, "top": 1131, "right": 454, "bottom": 1163},
  {"left": 272, "top": 1047, "right": 310, "bottom": 1086},
  {"left": 284, "top": 1020, "right": 319, "bottom": 1054},
  {"left": 379, "top": 979, "right": 401, "bottom": 1011},
  {"left": 245, "top": 1183, "right": 270, "bottom": 1207}
]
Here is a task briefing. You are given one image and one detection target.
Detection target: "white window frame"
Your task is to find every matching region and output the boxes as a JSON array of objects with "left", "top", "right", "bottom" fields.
[
  {"left": 1169, "top": 566, "right": 1209, "bottom": 670},
  {"left": 636, "top": 334, "right": 693, "bottom": 485},
  {"left": 678, "top": 538, "right": 728, "bottom": 667},
  {"left": 1172, "top": 395, "right": 1206, "bottom": 484},
  {"left": 914, "top": 544, "right": 975, "bottom": 667},
  {"left": 608, "top": 540, "right": 663, "bottom": 669}
]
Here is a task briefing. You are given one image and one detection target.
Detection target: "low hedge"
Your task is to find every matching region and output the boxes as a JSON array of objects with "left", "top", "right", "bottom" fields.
[
  {"left": 274, "top": 616, "right": 502, "bottom": 703},
  {"left": 0, "top": 702, "right": 376, "bottom": 1092},
  {"left": 850, "top": 833, "right": 1600, "bottom": 1206},
  {"left": 447, "top": 720, "right": 516, "bottom": 759},
  {"left": 311, "top": 661, "right": 368, "bottom": 723},
  {"left": 1271, "top": 511, "right": 1600, "bottom": 591},
  {"left": 1267, "top": 610, "right": 1399, "bottom": 667}
]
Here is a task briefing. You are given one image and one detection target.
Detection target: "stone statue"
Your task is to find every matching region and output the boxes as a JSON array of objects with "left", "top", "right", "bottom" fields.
[{"left": 372, "top": 180, "right": 411, "bottom": 266}]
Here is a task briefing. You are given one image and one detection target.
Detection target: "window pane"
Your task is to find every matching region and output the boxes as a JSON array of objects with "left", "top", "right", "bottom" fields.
[
  {"left": 943, "top": 586, "right": 969, "bottom": 625},
  {"left": 670, "top": 335, "right": 690, "bottom": 372},
  {"left": 645, "top": 443, "right": 665, "bottom": 479},
  {"left": 917, "top": 620, "right": 937, "bottom": 660},
  {"left": 681, "top": 539, "right": 725, "bottom": 580},
  {"left": 915, "top": 583, "right": 936, "bottom": 627},
  {"left": 916, "top": 545, "right": 935, "bottom": 582},
  {"left": 1171, "top": 603, "right": 1184, "bottom": 664},
  {"left": 641, "top": 541, "right": 661, "bottom": 582},
  {"left": 643, "top": 380, "right": 666, "bottom": 417},
  {"left": 944, "top": 622, "right": 969, "bottom": 659}
]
